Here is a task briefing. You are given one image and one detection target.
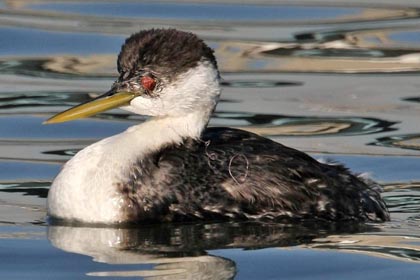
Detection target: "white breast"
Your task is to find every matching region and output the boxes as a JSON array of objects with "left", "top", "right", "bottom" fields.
[{"left": 48, "top": 131, "right": 140, "bottom": 223}]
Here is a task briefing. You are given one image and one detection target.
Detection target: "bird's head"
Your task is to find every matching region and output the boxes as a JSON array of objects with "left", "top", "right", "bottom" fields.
[{"left": 45, "top": 29, "right": 221, "bottom": 124}]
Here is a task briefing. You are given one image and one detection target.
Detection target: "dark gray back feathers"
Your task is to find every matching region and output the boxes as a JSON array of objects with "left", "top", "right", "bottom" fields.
[{"left": 118, "top": 128, "right": 389, "bottom": 223}]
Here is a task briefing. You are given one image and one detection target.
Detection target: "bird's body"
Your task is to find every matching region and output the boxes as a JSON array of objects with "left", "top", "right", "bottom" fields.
[{"left": 47, "top": 29, "right": 389, "bottom": 224}]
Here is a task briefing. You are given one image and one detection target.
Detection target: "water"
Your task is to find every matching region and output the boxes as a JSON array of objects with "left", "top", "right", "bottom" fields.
[{"left": 1, "top": 0, "right": 420, "bottom": 279}]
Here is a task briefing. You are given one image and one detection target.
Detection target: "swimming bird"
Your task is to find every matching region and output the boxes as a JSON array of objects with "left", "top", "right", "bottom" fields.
[{"left": 46, "top": 29, "right": 389, "bottom": 224}]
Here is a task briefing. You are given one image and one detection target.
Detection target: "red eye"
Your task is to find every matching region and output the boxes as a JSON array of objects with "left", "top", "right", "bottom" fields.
[{"left": 140, "top": 76, "right": 156, "bottom": 91}]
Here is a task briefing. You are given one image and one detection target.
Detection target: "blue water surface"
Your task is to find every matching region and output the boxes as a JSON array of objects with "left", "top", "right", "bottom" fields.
[
  {"left": 0, "top": 27, "right": 123, "bottom": 56},
  {"left": 1, "top": 1, "right": 420, "bottom": 279},
  {"left": 28, "top": 2, "right": 361, "bottom": 21}
]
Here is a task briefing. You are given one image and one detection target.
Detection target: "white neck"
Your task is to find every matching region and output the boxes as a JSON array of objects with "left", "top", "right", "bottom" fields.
[{"left": 125, "top": 108, "right": 212, "bottom": 152}]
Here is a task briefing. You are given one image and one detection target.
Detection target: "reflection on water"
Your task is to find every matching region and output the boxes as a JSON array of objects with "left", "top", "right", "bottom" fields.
[
  {"left": 46, "top": 222, "right": 368, "bottom": 278},
  {"left": 214, "top": 113, "right": 396, "bottom": 137},
  {"left": 403, "top": 96, "right": 420, "bottom": 103},
  {"left": 49, "top": 225, "right": 237, "bottom": 279},
  {"left": 384, "top": 182, "right": 420, "bottom": 213},
  {"left": 4, "top": 32, "right": 420, "bottom": 77},
  {"left": 0, "top": 91, "right": 91, "bottom": 109},
  {"left": 1, "top": 0, "right": 420, "bottom": 279},
  {"left": 0, "top": 182, "right": 49, "bottom": 198},
  {"left": 0, "top": 57, "right": 116, "bottom": 78},
  {"left": 371, "top": 134, "right": 420, "bottom": 151},
  {"left": 45, "top": 218, "right": 420, "bottom": 278},
  {"left": 220, "top": 79, "right": 303, "bottom": 88},
  {"left": 308, "top": 234, "right": 420, "bottom": 263}
]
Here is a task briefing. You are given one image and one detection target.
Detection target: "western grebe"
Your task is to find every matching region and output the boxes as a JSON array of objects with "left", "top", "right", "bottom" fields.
[{"left": 46, "top": 29, "right": 389, "bottom": 224}]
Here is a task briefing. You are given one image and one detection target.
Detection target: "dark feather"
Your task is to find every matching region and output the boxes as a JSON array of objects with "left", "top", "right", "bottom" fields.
[
  {"left": 117, "top": 28, "right": 218, "bottom": 81},
  {"left": 117, "top": 127, "right": 390, "bottom": 223}
]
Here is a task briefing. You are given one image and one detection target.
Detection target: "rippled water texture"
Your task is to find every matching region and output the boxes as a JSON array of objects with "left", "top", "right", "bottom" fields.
[{"left": 1, "top": 0, "right": 420, "bottom": 279}]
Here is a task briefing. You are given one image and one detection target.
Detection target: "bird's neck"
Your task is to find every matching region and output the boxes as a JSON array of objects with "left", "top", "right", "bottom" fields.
[
  {"left": 125, "top": 109, "right": 212, "bottom": 153},
  {"left": 79, "top": 108, "right": 213, "bottom": 180}
]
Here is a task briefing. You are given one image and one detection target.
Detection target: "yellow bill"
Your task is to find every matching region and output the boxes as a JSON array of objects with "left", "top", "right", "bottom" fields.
[{"left": 44, "top": 91, "right": 136, "bottom": 124}]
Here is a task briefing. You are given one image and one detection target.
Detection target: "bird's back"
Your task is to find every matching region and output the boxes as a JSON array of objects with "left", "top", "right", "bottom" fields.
[{"left": 118, "top": 127, "right": 390, "bottom": 223}]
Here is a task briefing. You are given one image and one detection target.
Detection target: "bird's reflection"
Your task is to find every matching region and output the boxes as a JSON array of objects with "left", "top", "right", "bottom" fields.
[
  {"left": 45, "top": 183, "right": 420, "bottom": 278},
  {"left": 47, "top": 221, "right": 369, "bottom": 279}
]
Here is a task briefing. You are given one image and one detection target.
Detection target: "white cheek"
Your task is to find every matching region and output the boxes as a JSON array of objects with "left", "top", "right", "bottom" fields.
[
  {"left": 121, "top": 96, "right": 164, "bottom": 116},
  {"left": 120, "top": 61, "right": 220, "bottom": 117}
]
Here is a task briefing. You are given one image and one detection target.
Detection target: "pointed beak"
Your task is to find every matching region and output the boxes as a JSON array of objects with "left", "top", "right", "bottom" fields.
[{"left": 44, "top": 90, "right": 137, "bottom": 124}]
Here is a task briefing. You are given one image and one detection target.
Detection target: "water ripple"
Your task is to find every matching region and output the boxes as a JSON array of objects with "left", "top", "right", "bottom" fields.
[{"left": 371, "top": 134, "right": 420, "bottom": 151}]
